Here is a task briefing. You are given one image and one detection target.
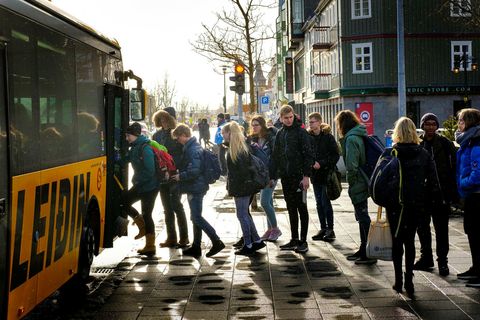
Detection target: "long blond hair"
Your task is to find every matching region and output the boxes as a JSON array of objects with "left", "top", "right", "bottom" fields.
[
  {"left": 392, "top": 117, "right": 420, "bottom": 144},
  {"left": 222, "top": 122, "right": 249, "bottom": 162}
]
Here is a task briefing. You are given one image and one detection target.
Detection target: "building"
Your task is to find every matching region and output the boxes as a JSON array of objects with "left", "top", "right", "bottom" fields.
[{"left": 276, "top": 0, "right": 480, "bottom": 138}]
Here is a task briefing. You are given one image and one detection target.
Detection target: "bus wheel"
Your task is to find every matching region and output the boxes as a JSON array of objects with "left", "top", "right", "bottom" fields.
[{"left": 77, "top": 224, "right": 95, "bottom": 281}]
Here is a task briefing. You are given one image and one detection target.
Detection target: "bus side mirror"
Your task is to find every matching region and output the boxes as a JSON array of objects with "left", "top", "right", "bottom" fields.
[{"left": 130, "top": 88, "right": 146, "bottom": 121}]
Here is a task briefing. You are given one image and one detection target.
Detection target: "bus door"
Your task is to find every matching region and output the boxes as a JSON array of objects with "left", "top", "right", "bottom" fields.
[
  {"left": 103, "top": 84, "right": 128, "bottom": 247},
  {"left": 0, "top": 40, "right": 9, "bottom": 320}
]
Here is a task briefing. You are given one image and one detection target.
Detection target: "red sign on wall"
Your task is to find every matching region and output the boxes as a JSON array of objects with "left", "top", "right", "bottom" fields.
[{"left": 355, "top": 102, "right": 374, "bottom": 135}]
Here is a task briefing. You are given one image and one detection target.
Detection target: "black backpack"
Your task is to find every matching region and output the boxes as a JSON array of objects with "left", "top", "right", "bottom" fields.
[
  {"left": 249, "top": 153, "right": 270, "bottom": 190},
  {"left": 368, "top": 148, "right": 402, "bottom": 209},
  {"left": 361, "top": 135, "right": 385, "bottom": 179},
  {"left": 203, "top": 149, "right": 222, "bottom": 184}
]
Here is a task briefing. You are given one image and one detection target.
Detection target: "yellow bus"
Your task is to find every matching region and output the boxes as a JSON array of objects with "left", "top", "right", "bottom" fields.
[{"left": 0, "top": 1, "right": 145, "bottom": 319}]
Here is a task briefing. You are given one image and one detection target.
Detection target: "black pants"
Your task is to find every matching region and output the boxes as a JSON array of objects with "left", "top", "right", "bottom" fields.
[
  {"left": 416, "top": 202, "right": 450, "bottom": 264},
  {"left": 159, "top": 183, "right": 188, "bottom": 241},
  {"left": 387, "top": 208, "right": 417, "bottom": 278},
  {"left": 121, "top": 186, "right": 158, "bottom": 234},
  {"left": 281, "top": 177, "right": 309, "bottom": 242},
  {"left": 465, "top": 193, "right": 480, "bottom": 273}
]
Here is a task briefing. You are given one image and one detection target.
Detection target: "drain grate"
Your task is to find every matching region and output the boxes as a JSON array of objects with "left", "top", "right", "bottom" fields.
[{"left": 90, "top": 267, "right": 115, "bottom": 276}]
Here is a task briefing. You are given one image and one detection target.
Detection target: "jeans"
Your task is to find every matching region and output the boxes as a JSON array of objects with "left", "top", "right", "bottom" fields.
[
  {"left": 159, "top": 183, "right": 189, "bottom": 241},
  {"left": 281, "top": 177, "right": 309, "bottom": 242},
  {"left": 416, "top": 202, "right": 449, "bottom": 263},
  {"left": 121, "top": 186, "right": 158, "bottom": 235},
  {"left": 353, "top": 200, "right": 370, "bottom": 251},
  {"left": 260, "top": 181, "right": 278, "bottom": 229},
  {"left": 187, "top": 193, "right": 220, "bottom": 247},
  {"left": 235, "top": 195, "right": 260, "bottom": 246},
  {"left": 312, "top": 183, "right": 334, "bottom": 230}
]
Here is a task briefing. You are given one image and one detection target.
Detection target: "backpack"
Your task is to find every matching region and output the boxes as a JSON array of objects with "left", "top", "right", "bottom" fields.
[
  {"left": 250, "top": 143, "right": 269, "bottom": 166},
  {"left": 141, "top": 141, "right": 177, "bottom": 185},
  {"left": 360, "top": 135, "right": 385, "bottom": 179},
  {"left": 249, "top": 153, "right": 270, "bottom": 190},
  {"left": 368, "top": 148, "right": 402, "bottom": 209},
  {"left": 203, "top": 149, "right": 222, "bottom": 184}
]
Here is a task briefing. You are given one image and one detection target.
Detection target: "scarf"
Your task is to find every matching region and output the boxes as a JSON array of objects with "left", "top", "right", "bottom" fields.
[{"left": 455, "top": 124, "right": 480, "bottom": 146}]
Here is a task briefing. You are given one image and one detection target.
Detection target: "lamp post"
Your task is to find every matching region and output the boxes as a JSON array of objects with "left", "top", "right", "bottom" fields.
[
  {"left": 222, "top": 66, "right": 227, "bottom": 113},
  {"left": 453, "top": 50, "right": 478, "bottom": 107}
]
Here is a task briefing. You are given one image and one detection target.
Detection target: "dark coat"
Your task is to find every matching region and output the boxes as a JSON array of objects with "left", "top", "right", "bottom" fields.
[
  {"left": 420, "top": 133, "right": 458, "bottom": 204},
  {"left": 249, "top": 127, "right": 277, "bottom": 172},
  {"left": 386, "top": 143, "right": 436, "bottom": 236},
  {"left": 177, "top": 137, "right": 209, "bottom": 195},
  {"left": 226, "top": 150, "right": 259, "bottom": 197},
  {"left": 199, "top": 122, "right": 210, "bottom": 140},
  {"left": 309, "top": 124, "right": 340, "bottom": 184},
  {"left": 271, "top": 120, "right": 314, "bottom": 180},
  {"left": 152, "top": 128, "right": 183, "bottom": 166},
  {"left": 456, "top": 125, "right": 480, "bottom": 198},
  {"left": 124, "top": 135, "right": 157, "bottom": 193}
]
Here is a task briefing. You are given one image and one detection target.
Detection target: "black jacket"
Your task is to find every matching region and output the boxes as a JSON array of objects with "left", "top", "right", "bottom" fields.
[
  {"left": 309, "top": 124, "right": 340, "bottom": 184},
  {"left": 249, "top": 127, "right": 277, "bottom": 171},
  {"left": 226, "top": 150, "right": 258, "bottom": 197},
  {"left": 271, "top": 120, "right": 314, "bottom": 180},
  {"left": 419, "top": 133, "right": 458, "bottom": 204},
  {"left": 153, "top": 128, "right": 183, "bottom": 166}
]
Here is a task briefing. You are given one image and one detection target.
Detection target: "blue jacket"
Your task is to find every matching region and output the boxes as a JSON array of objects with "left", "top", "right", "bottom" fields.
[
  {"left": 178, "top": 137, "right": 209, "bottom": 195},
  {"left": 125, "top": 135, "right": 158, "bottom": 193},
  {"left": 456, "top": 126, "right": 480, "bottom": 198}
]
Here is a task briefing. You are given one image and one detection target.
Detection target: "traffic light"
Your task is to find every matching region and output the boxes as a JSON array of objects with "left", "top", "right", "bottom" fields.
[{"left": 229, "top": 62, "right": 245, "bottom": 95}]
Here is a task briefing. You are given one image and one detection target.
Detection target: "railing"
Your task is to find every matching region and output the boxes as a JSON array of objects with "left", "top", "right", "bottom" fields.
[
  {"left": 311, "top": 73, "right": 332, "bottom": 92},
  {"left": 310, "top": 27, "right": 332, "bottom": 49}
]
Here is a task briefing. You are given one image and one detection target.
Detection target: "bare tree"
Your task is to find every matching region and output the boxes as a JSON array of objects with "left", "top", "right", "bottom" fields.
[
  {"left": 439, "top": 0, "right": 480, "bottom": 29},
  {"left": 178, "top": 97, "right": 189, "bottom": 123},
  {"left": 191, "top": 0, "right": 275, "bottom": 113},
  {"left": 151, "top": 73, "right": 177, "bottom": 110}
]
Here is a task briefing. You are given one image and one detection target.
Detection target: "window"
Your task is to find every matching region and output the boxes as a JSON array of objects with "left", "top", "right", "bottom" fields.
[
  {"left": 352, "top": 43, "right": 372, "bottom": 74},
  {"left": 351, "top": 0, "right": 371, "bottom": 19},
  {"left": 294, "top": 56, "right": 305, "bottom": 91},
  {"left": 450, "top": 0, "right": 471, "bottom": 17},
  {"left": 451, "top": 41, "right": 472, "bottom": 71}
]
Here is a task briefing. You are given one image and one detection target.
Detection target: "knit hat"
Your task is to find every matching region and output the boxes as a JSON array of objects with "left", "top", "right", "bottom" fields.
[
  {"left": 126, "top": 122, "right": 142, "bottom": 136},
  {"left": 217, "top": 113, "right": 225, "bottom": 120},
  {"left": 164, "top": 107, "right": 176, "bottom": 118},
  {"left": 420, "top": 113, "right": 440, "bottom": 129}
]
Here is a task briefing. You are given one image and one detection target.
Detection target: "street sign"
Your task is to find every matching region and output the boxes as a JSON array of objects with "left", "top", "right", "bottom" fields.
[
  {"left": 261, "top": 96, "right": 269, "bottom": 104},
  {"left": 260, "top": 96, "right": 269, "bottom": 113}
]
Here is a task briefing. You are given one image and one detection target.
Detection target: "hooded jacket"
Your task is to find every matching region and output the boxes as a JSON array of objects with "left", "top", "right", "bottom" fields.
[
  {"left": 456, "top": 125, "right": 480, "bottom": 198},
  {"left": 125, "top": 135, "right": 158, "bottom": 193},
  {"left": 309, "top": 123, "right": 340, "bottom": 184},
  {"left": 271, "top": 120, "right": 314, "bottom": 180},
  {"left": 340, "top": 125, "right": 368, "bottom": 204},
  {"left": 177, "top": 137, "right": 209, "bottom": 195},
  {"left": 249, "top": 126, "right": 277, "bottom": 171}
]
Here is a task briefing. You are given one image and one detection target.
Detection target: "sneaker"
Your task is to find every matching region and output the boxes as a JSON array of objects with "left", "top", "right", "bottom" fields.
[
  {"left": 252, "top": 241, "right": 266, "bottom": 251},
  {"left": 347, "top": 250, "right": 362, "bottom": 261},
  {"left": 438, "top": 264, "right": 450, "bottom": 277},
  {"left": 160, "top": 239, "right": 178, "bottom": 248},
  {"left": 295, "top": 241, "right": 309, "bottom": 253},
  {"left": 177, "top": 239, "right": 190, "bottom": 248},
  {"left": 235, "top": 245, "right": 255, "bottom": 256},
  {"left": 465, "top": 278, "right": 480, "bottom": 288},
  {"left": 260, "top": 229, "right": 272, "bottom": 241},
  {"left": 413, "top": 257, "right": 434, "bottom": 271},
  {"left": 206, "top": 240, "right": 225, "bottom": 257},
  {"left": 268, "top": 228, "right": 282, "bottom": 241},
  {"left": 323, "top": 229, "right": 336, "bottom": 242},
  {"left": 233, "top": 237, "right": 244, "bottom": 249},
  {"left": 458, "top": 267, "right": 480, "bottom": 280},
  {"left": 355, "top": 256, "right": 377, "bottom": 265},
  {"left": 312, "top": 229, "right": 327, "bottom": 241},
  {"left": 280, "top": 239, "right": 298, "bottom": 250},
  {"left": 182, "top": 245, "right": 202, "bottom": 257}
]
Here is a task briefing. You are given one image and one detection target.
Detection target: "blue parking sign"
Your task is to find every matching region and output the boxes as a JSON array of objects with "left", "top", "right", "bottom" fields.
[{"left": 261, "top": 96, "right": 269, "bottom": 104}]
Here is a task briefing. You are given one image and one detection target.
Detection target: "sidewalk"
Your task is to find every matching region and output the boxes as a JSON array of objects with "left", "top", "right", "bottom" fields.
[{"left": 93, "top": 182, "right": 480, "bottom": 320}]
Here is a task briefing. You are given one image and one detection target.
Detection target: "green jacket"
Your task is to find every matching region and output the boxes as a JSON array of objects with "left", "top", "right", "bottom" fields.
[{"left": 340, "top": 125, "right": 368, "bottom": 204}]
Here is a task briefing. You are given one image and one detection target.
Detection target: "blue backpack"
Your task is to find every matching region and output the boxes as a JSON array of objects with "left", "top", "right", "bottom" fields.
[
  {"left": 360, "top": 135, "right": 385, "bottom": 179},
  {"left": 368, "top": 148, "right": 402, "bottom": 209},
  {"left": 203, "top": 149, "right": 222, "bottom": 184}
]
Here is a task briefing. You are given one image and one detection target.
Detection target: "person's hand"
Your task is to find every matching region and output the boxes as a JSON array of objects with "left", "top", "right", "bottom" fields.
[
  {"left": 302, "top": 176, "right": 310, "bottom": 190},
  {"left": 171, "top": 174, "right": 180, "bottom": 181},
  {"left": 313, "top": 161, "right": 320, "bottom": 170},
  {"left": 269, "top": 179, "right": 276, "bottom": 188}
]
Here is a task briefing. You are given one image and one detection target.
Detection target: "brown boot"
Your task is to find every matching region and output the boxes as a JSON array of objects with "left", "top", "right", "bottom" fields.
[
  {"left": 159, "top": 238, "right": 178, "bottom": 248},
  {"left": 138, "top": 234, "right": 156, "bottom": 255},
  {"left": 133, "top": 215, "right": 146, "bottom": 240}
]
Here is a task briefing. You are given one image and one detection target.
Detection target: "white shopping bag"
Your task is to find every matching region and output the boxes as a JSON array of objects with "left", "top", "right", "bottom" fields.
[{"left": 366, "top": 206, "right": 393, "bottom": 261}]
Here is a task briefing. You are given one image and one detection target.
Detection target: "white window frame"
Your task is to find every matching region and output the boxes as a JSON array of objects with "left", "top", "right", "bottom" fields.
[
  {"left": 451, "top": 41, "right": 473, "bottom": 71},
  {"left": 351, "top": 0, "right": 371, "bottom": 20},
  {"left": 450, "top": 0, "right": 472, "bottom": 17},
  {"left": 352, "top": 43, "right": 373, "bottom": 74}
]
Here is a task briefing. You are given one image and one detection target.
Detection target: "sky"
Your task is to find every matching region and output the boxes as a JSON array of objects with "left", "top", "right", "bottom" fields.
[{"left": 51, "top": 0, "right": 277, "bottom": 110}]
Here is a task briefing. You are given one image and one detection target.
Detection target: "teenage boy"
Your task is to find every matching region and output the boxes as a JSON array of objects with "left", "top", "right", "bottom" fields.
[
  {"left": 308, "top": 112, "right": 340, "bottom": 241},
  {"left": 171, "top": 124, "right": 225, "bottom": 258},
  {"left": 271, "top": 105, "right": 314, "bottom": 253},
  {"left": 415, "top": 113, "right": 458, "bottom": 276}
]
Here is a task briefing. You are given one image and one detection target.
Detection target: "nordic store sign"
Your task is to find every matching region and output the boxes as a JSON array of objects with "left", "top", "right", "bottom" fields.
[{"left": 407, "top": 86, "right": 480, "bottom": 94}]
